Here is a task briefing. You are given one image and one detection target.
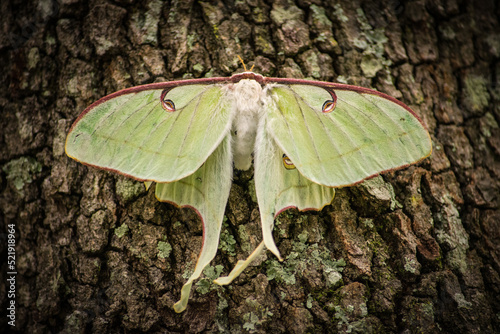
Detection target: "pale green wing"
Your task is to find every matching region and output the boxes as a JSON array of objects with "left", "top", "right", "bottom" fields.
[
  {"left": 155, "top": 136, "right": 233, "bottom": 313},
  {"left": 254, "top": 115, "right": 336, "bottom": 260},
  {"left": 215, "top": 115, "right": 335, "bottom": 284},
  {"left": 266, "top": 84, "right": 432, "bottom": 187},
  {"left": 66, "top": 84, "right": 232, "bottom": 182}
]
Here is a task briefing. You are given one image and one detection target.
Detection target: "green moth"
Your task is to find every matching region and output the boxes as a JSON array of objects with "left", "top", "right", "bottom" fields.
[{"left": 65, "top": 71, "right": 432, "bottom": 312}]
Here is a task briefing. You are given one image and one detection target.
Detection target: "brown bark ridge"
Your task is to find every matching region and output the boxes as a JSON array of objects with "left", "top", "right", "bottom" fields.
[{"left": 1, "top": 0, "right": 499, "bottom": 333}]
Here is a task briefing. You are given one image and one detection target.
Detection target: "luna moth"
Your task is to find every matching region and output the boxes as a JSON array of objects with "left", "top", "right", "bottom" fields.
[{"left": 65, "top": 70, "right": 432, "bottom": 313}]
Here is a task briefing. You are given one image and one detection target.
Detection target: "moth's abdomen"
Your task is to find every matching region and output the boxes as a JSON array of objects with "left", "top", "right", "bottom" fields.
[{"left": 230, "top": 79, "right": 264, "bottom": 170}]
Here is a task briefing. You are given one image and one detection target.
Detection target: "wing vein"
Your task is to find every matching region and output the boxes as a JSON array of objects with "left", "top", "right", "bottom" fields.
[
  {"left": 337, "top": 94, "right": 415, "bottom": 164},
  {"left": 293, "top": 93, "right": 329, "bottom": 180},
  {"left": 307, "top": 98, "right": 361, "bottom": 180},
  {"left": 287, "top": 86, "right": 352, "bottom": 182},
  {"left": 171, "top": 87, "right": 206, "bottom": 174},
  {"left": 96, "top": 94, "right": 158, "bottom": 166},
  {"left": 362, "top": 95, "right": 418, "bottom": 160}
]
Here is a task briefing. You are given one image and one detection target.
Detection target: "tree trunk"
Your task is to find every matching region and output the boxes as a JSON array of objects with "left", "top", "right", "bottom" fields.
[{"left": 1, "top": 0, "right": 499, "bottom": 333}]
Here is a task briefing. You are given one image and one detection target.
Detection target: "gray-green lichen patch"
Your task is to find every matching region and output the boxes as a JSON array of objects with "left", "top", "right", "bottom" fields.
[
  {"left": 336, "top": 75, "right": 348, "bottom": 84},
  {"left": 195, "top": 265, "right": 224, "bottom": 294},
  {"left": 355, "top": 8, "right": 391, "bottom": 79},
  {"left": 298, "top": 49, "right": 321, "bottom": 79},
  {"left": 243, "top": 311, "right": 260, "bottom": 331},
  {"left": 27, "top": 47, "right": 40, "bottom": 70},
  {"left": 192, "top": 63, "right": 204, "bottom": 75},
  {"left": 439, "top": 24, "right": 456, "bottom": 40},
  {"left": 114, "top": 223, "right": 129, "bottom": 238},
  {"left": 181, "top": 261, "right": 194, "bottom": 280},
  {"left": 308, "top": 5, "right": 341, "bottom": 54},
  {"left": 115, "top": 177, "right": 147, "bottom": 204},
  {"left": 214, "top": 295, "right": 229, "bottom": 331},
  {"left": 360, "top": 53, "right": 385, "bottom": 78},
  {"left": 270, "top": 4, "right": 304, "bottom": 26},
  {"left": 309, "top": 5, "right": 330, "bottom": 30},
  {"left": 128, "top": 0, "right": 163, "bottom": 46},
  {"left": 434, "top": 205, "right": 469, "bottom": 274},
  {"left": 266, "top": 231, "right": 345, "bottom": 289},
  {"left": 426, "top": 172, "right": 469, "bottom": 274},
  {"left": 453, "top": 292, "right": 473, "bottom": 309},
  {"left": 241, "top": 297, "right": 274, "bottom": 332},
  {"left": 242, "top": 308, "right": 274, "bottom": 332},
  {"left": 403, "top": 256, "right": 420, "bottom": 274},
  {"left": 331, "top": 282, "right": 372, "bottom": 332},
  {"left": 37, "top": 0, "right": 57, "bottom": 21},
  {"left": 462, "top": 75, "right": 490, "bottom": 116},
  {"left": 334, "top": 301, "right": 370, "bottom": 331},
  {"left": 219, "top": 220, "right": 237, "bottom": 256},
  {"left": 297, "top": 49, "right": 334, "bottom": 80},
  {"left": 157, "top": 241, "right": 172, "bottom": 259},
  {"left": 2, "top": 156, "right": 42, "bottom": 193},
  {"left": 479, "top": 113, "right": 499, "bottom": 138},
  {"left": 186, "top": 33, "right": 197, "bottom": 52},
  {"left": 306, "top": 294, "right": 314, "bottom": 308},
  {"left": 332, "top": 3, "right": 349, "bottom": 23}
]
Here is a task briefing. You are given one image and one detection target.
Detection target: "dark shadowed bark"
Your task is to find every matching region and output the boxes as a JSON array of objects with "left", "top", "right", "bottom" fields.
[{"left": 1, "top": 0, "right": 499, "bottom": 333}]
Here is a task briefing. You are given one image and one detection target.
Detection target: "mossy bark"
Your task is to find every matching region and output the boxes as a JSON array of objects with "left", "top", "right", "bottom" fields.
[{"left": 1, "top": 0, "right": 499, "bottom": 333}]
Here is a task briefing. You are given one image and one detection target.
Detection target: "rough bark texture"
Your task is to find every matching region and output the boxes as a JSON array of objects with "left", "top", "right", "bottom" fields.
[{"left": 1, "top": 0, "right": 499, "bottom": 333}]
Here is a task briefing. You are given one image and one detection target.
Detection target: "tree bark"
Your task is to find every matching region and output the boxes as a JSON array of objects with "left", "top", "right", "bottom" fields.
[{"left": 1, "top": 0, "right": 499, "bottom": 333}]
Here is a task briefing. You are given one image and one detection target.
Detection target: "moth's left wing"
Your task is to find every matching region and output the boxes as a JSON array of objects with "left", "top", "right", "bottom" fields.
[
  {"left": 265, "top": 82, "right": 432, "bottom": 187},
  {"left": 66, "top": 79, "right": 232, "bottom": 182}
]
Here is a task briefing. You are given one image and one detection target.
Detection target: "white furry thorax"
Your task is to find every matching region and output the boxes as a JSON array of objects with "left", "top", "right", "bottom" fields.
[{"left": 227, "top": 79, "right": 266, "bottom": 171}]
